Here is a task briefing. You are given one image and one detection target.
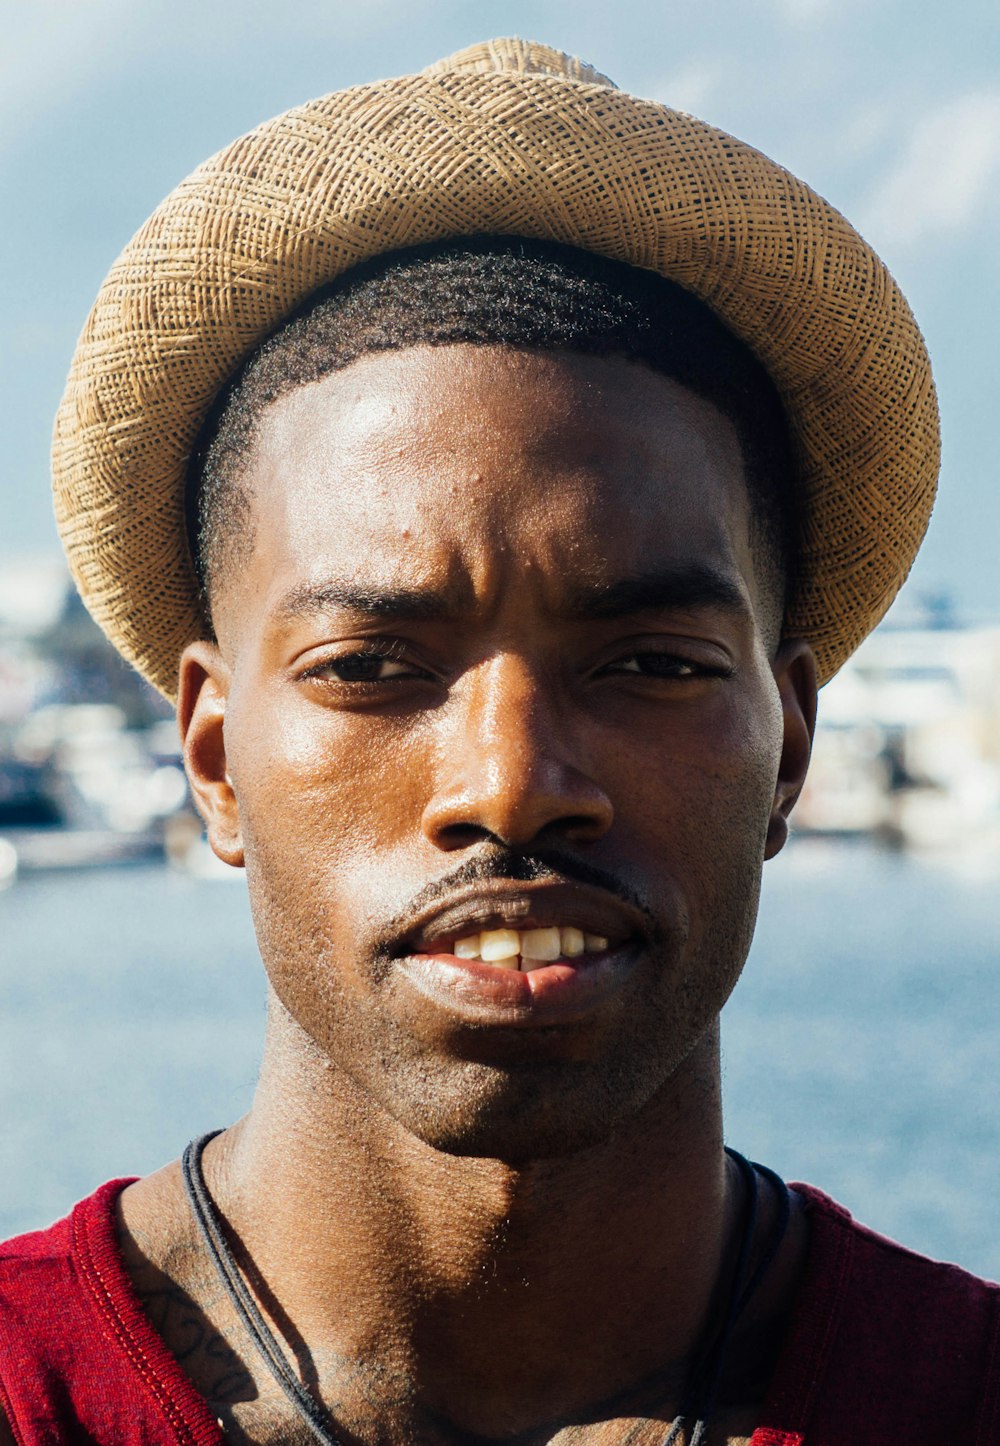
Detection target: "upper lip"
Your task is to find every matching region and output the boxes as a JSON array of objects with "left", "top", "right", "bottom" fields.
[{"left": 395, "top": 878, "right": 651, "bottom": 954}]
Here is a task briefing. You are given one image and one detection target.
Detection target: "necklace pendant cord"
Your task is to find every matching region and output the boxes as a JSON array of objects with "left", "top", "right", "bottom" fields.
[
  {"left": 661, "top": 1147, "right": 792, "bottom": 1446},
  {"left": 182, "top": 1131, "right": 343, "bottom": 1445}
]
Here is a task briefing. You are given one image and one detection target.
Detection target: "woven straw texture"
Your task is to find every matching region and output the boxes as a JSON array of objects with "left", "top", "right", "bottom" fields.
[{"left": 52, "top": 37, "right": 939, "bottom": 698}]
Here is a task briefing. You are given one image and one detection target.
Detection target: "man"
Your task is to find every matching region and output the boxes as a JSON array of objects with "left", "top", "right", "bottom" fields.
[{"left": 0, "top": 37, "right": 996, "bottom": 1446}]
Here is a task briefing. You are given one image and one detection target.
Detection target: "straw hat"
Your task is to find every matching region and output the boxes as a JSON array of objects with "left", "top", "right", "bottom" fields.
[{"left": 52, "top": 37, "right": 939, "bottom": 698}]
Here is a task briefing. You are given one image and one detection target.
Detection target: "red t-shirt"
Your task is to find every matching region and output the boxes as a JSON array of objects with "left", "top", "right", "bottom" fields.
[{"left": 0, "top": 1180, "right": 997, "bottom": 1443}]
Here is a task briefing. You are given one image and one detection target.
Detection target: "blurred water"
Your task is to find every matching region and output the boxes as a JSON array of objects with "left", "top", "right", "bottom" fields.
[
  {"left": 0, "top": 839, "right": 997, "bottom": 1278},
  {"left": 724, "top": 839, "right": 1000, "bottom": 1280}
]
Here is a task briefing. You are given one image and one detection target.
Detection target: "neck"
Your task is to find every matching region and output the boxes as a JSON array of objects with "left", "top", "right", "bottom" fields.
[{"left": 211, "top": 995, "right": 737, "bottom": 1435}]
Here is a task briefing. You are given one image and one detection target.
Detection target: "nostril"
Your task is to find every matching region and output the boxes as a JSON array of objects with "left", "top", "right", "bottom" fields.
[
  {"left": 428, "top": 814, "right": 611, "bottom": 855},
  {"left": 434, "top": 822, "right": 497, "bottom": 850},
  {"left": 556, "top": 813, "right": 612, "bottom": 844}
]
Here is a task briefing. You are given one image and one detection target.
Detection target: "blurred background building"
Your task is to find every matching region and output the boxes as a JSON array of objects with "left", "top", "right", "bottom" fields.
[
  {"left": 3, "top": 557, "right": 998, "bottom": 887},
  {"left": 0, "top": 559, "right": 185, "bottom": 881}
]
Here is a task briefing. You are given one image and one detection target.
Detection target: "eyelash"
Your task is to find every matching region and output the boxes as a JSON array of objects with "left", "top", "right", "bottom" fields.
[
  {"left": 600, "top": 651, "right": 732, "bottom": 681},
  {"left": 300, "top": 643, "right": 730, "bottom": 688},
  {"left": 300, "top": 642, "right": 431, "bottom": 685}
]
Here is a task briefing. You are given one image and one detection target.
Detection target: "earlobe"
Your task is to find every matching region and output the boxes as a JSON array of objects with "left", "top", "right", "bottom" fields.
[
  {"left": 177, "top": 641, "right": 244, "bottom": 868},
  {"left": 765, "top": 638, "right": 818, "bottom": 860}
]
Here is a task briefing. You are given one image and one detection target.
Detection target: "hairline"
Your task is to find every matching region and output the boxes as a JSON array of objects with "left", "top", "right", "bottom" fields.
[{"left": 189, "top": 241, "right": 795, "bottom": 644}]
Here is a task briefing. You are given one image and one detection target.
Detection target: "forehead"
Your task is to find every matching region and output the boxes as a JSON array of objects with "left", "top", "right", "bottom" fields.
[{"left": 220, "top": 345, "right": 758, "bottom": 629}]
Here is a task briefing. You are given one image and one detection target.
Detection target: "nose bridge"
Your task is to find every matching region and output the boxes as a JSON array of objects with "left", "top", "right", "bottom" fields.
[
  {"left": 422, "top": 650, "right": 612, "bottom": 847},
  {"left": 473, "top": 649, "right": 551, "bottom": 766}
]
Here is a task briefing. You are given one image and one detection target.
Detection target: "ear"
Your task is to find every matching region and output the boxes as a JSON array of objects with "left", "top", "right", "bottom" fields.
[
  {"left": 765, "top": 637, "right": 818, "bottom": 860},
  {"left": 177, "top": 640, "right": 244, "bottom": 868}
]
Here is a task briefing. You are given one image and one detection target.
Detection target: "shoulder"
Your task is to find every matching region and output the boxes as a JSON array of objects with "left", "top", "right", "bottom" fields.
[
  {"left": 0, "top": 1180, "right": 133, "bottom": 1342},
  {"left": 797, "top": 1181, "right": 999, "bottom": 1320},
  {"left": 0, "top": 1178, "right": 134, "bottom": 1286},
  {"left": 0, "top": 1173, "right": 227, "bottom": 1442},
  {"left": 778, "top": 1184, "right": 1000, "bottom": 1439},
  {"left": 0, "top": 1205, "right": 79, "bottom": 1314},
  {"left": 0, "top": 1182, "right": 136, "bottom": 1435}
]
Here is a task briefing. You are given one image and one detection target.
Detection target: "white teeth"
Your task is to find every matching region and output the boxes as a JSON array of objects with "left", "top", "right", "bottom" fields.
[
  {"left": 560, "top": 926, "right": 585, "bottom": 957},
  {"left": 479, "top": 927, "right": 522, "bottom": 962},
  {"left": 441, "top": 925, "right": 613, "bottom": 968},
  {"left": 520, "top": 927, "right": 562, "bottom": 962}
]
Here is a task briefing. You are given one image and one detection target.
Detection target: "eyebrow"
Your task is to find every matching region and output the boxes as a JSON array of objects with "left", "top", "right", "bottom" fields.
[
  {"left": 271, "top": 564, "right": 749, "bottom": 628},
  {"left": 565, "top": 565, "right": 750, "bottom": 621},
  {"left": 273, "top": 580, "right": 460, "bottom": 625}
]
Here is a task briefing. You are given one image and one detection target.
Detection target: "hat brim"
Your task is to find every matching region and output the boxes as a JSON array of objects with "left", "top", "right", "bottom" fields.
[{"left": 52, "top": 41, "right": 939, "bottom": 698}]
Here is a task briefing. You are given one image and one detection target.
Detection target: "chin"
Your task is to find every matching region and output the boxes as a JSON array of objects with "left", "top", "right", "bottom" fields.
[{"left": 356, "top": 1049, "right": 683, "bottom": 1164}]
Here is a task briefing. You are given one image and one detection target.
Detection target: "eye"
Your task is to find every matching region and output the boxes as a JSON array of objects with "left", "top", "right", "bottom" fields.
[
  {"left": 301, "top": 646, "right": 429, "bottom": 685},
  {"left": 616, "top": 654, "right": 697, "bottom": 678},
  {"left": 598, "top": 650, "right": 731, "bottom": 681}
]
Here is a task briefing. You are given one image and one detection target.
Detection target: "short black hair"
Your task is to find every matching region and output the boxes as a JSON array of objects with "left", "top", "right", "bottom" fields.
[{"left": 188, "top": 236, "right": 797, "bottom": 631}]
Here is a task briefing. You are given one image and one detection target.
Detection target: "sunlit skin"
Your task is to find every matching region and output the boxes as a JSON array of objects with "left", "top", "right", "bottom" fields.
[{"left": 116, "top": 346, "right": 817, "bottom": 1445}]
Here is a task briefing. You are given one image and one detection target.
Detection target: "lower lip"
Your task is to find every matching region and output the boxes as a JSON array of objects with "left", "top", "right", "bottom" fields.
[{"left": 393, "top": 948, "right": 639, "bottom": 1026}]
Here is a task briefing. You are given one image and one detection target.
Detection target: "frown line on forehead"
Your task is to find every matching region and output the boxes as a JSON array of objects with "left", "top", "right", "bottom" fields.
[{"left": 269, "top": 563, "right": 751, "bottom": 630}]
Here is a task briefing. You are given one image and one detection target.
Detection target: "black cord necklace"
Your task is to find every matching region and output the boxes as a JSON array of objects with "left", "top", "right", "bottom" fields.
[
  {"left": 181, "top": 1133, "right": 790, "bottom": 1446},
  {"left": 182, "top": 1132, "right": 339, "bottom": 1444},
  {"left": 664, "top": 1149, "right": 791, "bottom": 1445}
]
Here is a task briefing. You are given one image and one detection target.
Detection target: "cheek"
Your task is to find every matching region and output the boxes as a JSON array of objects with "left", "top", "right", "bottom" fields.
[
  {"left": 226, "top": 700, "right": 435, "bottom": 995},
  {"left": 231, "top": 696, "right": 429, "bottom": 859},
  {"left": 609, "top": 683, "right": 782, "bottom": 948},
  {"left": 613, "top": 679, "right": 782, "bottom": 833}
]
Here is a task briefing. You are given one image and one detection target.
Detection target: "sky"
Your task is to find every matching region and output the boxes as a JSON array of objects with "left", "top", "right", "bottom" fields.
[{"left": 3, "top": 0, "right": 999, "bottom": 620}]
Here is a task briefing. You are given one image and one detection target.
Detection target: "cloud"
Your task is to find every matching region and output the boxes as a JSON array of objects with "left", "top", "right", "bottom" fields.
[
  {"left": 0, "top": 0, "right": 417, "bottom": 150},
  {"left": 0, "top": 0, "right": 136, "bottom": 147},
  {"left": 838, "top": 101, "right": 896, "bottom": 162},
  {"left": 859, "top": 90, "right": 1000, "bottom": 249},
  {"left": 651, "top": 60, "right": 726, "bottom": 118},
  {"left": 768, "top": 0, "right": 837, "bottom": 23}
]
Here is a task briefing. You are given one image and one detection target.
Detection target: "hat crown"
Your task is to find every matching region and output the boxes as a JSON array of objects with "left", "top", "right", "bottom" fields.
[
  {"left": 422, "top": 37, "right": 617, "bottom": 90},
  {"left": 53, "top": 37, "right": 938, "bottom": 697}
]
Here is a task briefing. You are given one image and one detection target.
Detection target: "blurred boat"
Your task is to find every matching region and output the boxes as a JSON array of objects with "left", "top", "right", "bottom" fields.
[{"left": 795, "top": 618, "right": 1000, "bottom": 855}]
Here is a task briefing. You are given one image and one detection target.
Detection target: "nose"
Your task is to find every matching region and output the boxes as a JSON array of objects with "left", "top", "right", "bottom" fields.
[{"left": 420, "top": 653, "right": 614, "bottom": 851}]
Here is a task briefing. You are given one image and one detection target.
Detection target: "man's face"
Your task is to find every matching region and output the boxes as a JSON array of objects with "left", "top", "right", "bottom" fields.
[{"left": 192, "top": 345, "right": 811, "bottom": 1160}]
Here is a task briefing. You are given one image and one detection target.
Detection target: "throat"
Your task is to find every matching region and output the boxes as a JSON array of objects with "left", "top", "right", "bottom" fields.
[{"left": 117, "top": 1123, "right": 804, "bottom": 1446}]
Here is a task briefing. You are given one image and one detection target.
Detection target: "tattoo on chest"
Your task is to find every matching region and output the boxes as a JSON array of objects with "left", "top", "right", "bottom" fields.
[{"left": 120, "top": 1224, "right": 747, "bottom": 1444}]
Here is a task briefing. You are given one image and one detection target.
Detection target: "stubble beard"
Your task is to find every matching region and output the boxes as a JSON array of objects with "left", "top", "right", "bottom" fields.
[{"left": 241, "top": 826, "right": 765, "bottom": 1165}]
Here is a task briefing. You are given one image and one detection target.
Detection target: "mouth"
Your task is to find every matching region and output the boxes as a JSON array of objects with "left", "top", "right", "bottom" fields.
[
  {"left": 415, "top": 922, "right": 613, "bottom": 971},
  {"left": 389, "top": 881, "right": 649, "bottom": 1025}
]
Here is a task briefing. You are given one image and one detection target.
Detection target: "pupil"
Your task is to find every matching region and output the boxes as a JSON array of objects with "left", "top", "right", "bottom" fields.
[
  {"left": 640, "top": 655, "right": 688, "bottom": 676},
  {"left": 335, "top": 655, "right": 383, "bottom": 681}
]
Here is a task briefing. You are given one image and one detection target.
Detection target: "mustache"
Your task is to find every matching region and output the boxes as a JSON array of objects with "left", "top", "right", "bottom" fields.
[{"left": 378, "top": 844, "right": 661, "bottom": 945}]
